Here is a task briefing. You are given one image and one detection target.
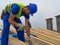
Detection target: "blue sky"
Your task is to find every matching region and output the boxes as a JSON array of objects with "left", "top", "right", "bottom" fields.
[{"left": 0, "top": 0, "right": 60, "bottom": 30}]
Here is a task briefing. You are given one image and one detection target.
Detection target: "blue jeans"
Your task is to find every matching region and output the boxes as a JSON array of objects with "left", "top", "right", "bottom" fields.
[{"left": 1, "top": 12, "right": 25, "bottom": 45}]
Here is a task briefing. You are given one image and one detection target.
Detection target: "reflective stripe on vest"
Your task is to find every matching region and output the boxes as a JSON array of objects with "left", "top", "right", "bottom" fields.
[{"left": 4, "top": 2, "right": 25, "bottom": 18}]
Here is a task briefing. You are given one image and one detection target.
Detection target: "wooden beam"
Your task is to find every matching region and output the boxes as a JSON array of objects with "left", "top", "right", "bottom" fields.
[
  {"left": 31, "top": 29, "right": 60, "bottom": 45},
  {"left": 38, "top": 28, "right": 60, "bottom": 36},
  {"left": 9, "top": 30, "right": 54, "bottom": 45},
  {"left": 31, "top": 28, "right": 60, "bottom": 40},
  {"left": 0, "top": 31, "right": 26, "bottom": 45},
  {"left": 9, "top": 36, "right": 26, "bottom": 45},
  {"left": 6, "top": 27, "right": 60, "bottom": 45},
  {"left": 36, "top": 28, "right": 60, "bottom": 39},
  {"left": 10, "top": 26, "right": 16, "bottom": 34},
  {"left": 9, "top": 29, "right": 60, "bottom": 45},
  {"left": 30, "top": 36, "right": 54, "bottom": 45},
  {"left": 25, "top": 33, "right": 54, "bottom": 45}
]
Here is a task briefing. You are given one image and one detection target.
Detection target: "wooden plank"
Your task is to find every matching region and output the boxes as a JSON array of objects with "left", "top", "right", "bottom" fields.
[
  {"left": 9, "top": 28, "right": 59, "bottom": 45},
  {"left": 10, "top": 28, "right": 55, "bottom": 45},
  {"left": 30, "top": 29, "right": 60, "bottom": 45},
  {"left": 38, "top": 28, "right": 60, "bottom": 36},
  {"left": 31, "top": 28, "right": 60, "bottom": 40},
  {"left": 9, "top": 36, "right": 26, "bottom": 45},
  {"left": 36, "top": 28, "right": 60, "bottom": 39},
  {"left": 0, "top": 31, "right": 26, "bottom": 45},
  {"left": 10, "top": 26, "right": 16, "bottom": 34},
  {"left": 30, "top": 36, "right": 54, "bottom": 45},
  {"left": 8, "top": 28, "right": 60, "bottom": 45},
  {"left": 25, "top": 33, "right": 54, "bottom": 45}
]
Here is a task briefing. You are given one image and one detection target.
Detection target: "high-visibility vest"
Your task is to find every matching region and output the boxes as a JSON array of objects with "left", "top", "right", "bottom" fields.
[{"left": 4, "top": 2, "right": 25, "bottom": 18}]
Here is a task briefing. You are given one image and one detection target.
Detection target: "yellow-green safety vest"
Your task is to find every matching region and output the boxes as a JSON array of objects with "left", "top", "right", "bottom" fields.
[{"left": 4, "top": 2, "right": 25, "bottom": 18}]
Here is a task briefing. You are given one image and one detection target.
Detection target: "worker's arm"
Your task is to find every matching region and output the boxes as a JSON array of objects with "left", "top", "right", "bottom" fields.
[
  {"left": 23, "top": 13, "right": 31, "bottom": 38},
  {"left": 9, "top": 13, "right": 26, "bottom": 30},
  {"left": 25, "top": 18, "right": 32, "bottom": 44},
  {"left": 8, "top": 13, "right": 18, "bottom": 26},
  {"left": 25, "top": 18, "right": 31, "bottom": 38}
]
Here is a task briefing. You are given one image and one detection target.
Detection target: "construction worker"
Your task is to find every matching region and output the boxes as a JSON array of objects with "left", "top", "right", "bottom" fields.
[{"left": 1, "top": 2, "right": 37, "bottom": 45}]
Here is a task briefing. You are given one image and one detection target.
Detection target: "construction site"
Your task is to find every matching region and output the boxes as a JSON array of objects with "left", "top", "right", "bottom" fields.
[
  {"left": 0, "top": 0, "right": 60, "bottom": 45},
  {"left": 0, "top": 15, "right": 60, "bottom": 45},
  {"left": 0, "top": 26, "right": 60, "bottom": 45}
]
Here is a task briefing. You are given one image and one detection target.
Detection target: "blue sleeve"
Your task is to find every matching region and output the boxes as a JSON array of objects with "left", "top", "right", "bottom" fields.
[
  {"left": 23, "top": 15, "right": 30, "bottom": 20},
  {"left": 11, "top": 4, "right": 20, "bottom": 15}
]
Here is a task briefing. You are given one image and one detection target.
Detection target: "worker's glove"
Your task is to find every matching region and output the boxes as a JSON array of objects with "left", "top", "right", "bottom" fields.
[
  {"left": 17, "top": 24, "right": 27, "bottom": 31},
  {"left": 25, "top": 37, "right": 32, "bottom": 45}
]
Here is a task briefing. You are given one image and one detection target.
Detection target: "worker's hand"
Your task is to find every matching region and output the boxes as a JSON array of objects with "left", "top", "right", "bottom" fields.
[{"left": 17, "top": 24, "right": 27, "bottom": 31}]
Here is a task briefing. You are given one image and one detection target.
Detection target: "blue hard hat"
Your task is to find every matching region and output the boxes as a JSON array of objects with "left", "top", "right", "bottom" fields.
[{"left": 29, "top": 3, "right": 37, "bottom": 16}]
